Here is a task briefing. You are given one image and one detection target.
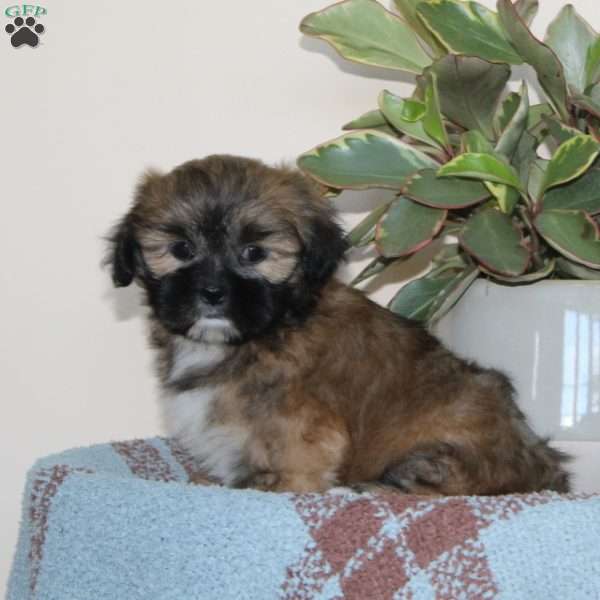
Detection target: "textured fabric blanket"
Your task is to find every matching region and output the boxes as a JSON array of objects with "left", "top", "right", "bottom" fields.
[{"left": 7, "top": 438, "right": 600, "bottom": 600}]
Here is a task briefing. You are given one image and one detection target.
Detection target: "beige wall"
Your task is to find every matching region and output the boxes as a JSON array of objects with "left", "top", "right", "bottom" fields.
[{"left": 1, "top": 0, "right": 598, "bottom": 592}]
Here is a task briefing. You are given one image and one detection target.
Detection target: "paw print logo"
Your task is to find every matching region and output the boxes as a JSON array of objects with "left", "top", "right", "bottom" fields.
[{"left": 5, "top": 16, "right": 45, "bottom": 48}]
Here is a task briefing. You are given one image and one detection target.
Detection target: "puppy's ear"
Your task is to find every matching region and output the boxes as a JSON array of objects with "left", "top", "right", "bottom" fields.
[
  {"left": 302, "top": 213, "right": 348, "bottom": 287},
  {"left": 105, "top": 169, "right": 164, "bottom": 287},
  {"left": 106, "top": 217, "right": 139, "bottom": 287}
]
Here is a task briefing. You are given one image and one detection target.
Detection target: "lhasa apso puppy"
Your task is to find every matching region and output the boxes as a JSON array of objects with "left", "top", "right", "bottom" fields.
[{"left": 107, "top": 155, "right": 569, "bottom": 494}]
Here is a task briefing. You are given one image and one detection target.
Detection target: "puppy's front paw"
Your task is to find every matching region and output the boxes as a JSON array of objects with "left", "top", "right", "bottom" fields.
[
  {"left": 189, "top": 471, "right": 218, "bottom": 486},
  {"left": 236, "top": 471, "right": 281, "bottom": 491}
]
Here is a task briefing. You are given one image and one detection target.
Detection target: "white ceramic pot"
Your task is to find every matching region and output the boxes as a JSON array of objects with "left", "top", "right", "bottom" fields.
[{"left": 435, "top": 279, "right": 600, "bottom": 492}]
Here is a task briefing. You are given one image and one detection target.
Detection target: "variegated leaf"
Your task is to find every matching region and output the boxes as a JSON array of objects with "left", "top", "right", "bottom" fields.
[
  {"left": 460, "top": 208, "right": 530, "bottom": 276},
  {"left": 378, "top": 91, "right": 436, "bottom": 147},
  {"left": 388, "top": 270, "right": 463, "bottom": 322},
  {"left": 540, "top": 135, "right": 600, "bottom": 194},
  {"left": 555, "top": 257, "right": 600, "bottom": 279},
  {"left": 480, "top": 259, "right": 555, "bottom": 283},
  {"left": 343, "top": 109, "right": 387, "bottom": 130},
  {"left": 545, "top": 5, "right": 598, "bottom": 93},
  {"left": 484, "top": 182, "right": 521, "bottom": 214},
  {"left": 438, "top": 153, "right": 523, "bottom": 190},
  {"left": 298, "top": 130, "right": 439, "bottom": 190},
  {"left": 376, "top": 196, "right": 446, "bottom": 257},
  {"left": 351, "top": 256, "right": 394, "bottom": 284},
  {"left": 586, "top": 37, "right": 600, "bottom": 87},
  {"left": 461, "top": 131, "right": 494, "bottom": 154},
  {"left": 393, "top": 0, "right": 446, "bottom": 56},
  {"left": 543, "top": 163, "right": 600, "bottom": 213},
  {"left": 541, "top": 115, "right": 581, "bottom": 145},
  {"left": 515, "top": 0, "right": 538, "bottom": 27},
  {"left": 300, "top": 0, "right": 432, "bottom": 73},
  {"left": 571, "top": 92, "right": 600, "bottom": 120},
  {"left": 417, "top": 0, "right": 522, "bottom": 64},
  {"left": 346, "top": 202, "right": 391, "bottom": 246},
  {"left": 424, "top": 55, "right": 510, "bottom": 140},
  {"left": 494, "top": 92, "right": 520, "bottom": 136},
  {"left": 404, "top": 168, "right": 489, "bottom": 209},
  {"left": 428, "top": 265, "right": 480, "bottom": 325},
  {"left": 495, "top": 82, "right": 529, "bottom": 160},
  {"left": 498, "top": 0, "right": 570, "bottom": 122},
  {"left": 535, "top": 209, "right": 600, "bottom": 268},
  {"left": 422, "top": 72, "right": 450, "bottom": 151}
]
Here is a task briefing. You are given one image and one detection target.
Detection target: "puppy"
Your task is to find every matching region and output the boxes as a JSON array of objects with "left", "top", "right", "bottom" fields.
[{"left": 107, "top": 154, "right": 570, "bottom": 495}]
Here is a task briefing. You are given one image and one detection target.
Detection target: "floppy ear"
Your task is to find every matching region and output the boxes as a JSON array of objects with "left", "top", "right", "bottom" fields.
[
  {"left": 106, "top": 169, "right": 163, "bottom": 287},
  {"left": 302, "top": 213, "right": 348, "bottom": 288},
  {"left": 106, "top": 217, "right": 140, "bottom": 287}
]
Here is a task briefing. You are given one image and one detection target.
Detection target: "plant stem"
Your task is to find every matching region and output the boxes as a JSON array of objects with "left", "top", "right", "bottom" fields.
[{"left": 518, "top": 205, "right": 543, "bottom": 270}]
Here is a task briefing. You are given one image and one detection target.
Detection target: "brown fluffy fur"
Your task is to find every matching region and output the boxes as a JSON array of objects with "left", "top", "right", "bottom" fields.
[{"left": 107, "top": 155, "right": 570, "bottom": 495}]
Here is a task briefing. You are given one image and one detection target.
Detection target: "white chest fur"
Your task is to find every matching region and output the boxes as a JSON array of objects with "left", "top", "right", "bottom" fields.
[
  {"left": 167, "top": 338, "right": 226, "bottom": 383},
  {"left": 161, "top": 339, "right": 249, "bottom": 485}
]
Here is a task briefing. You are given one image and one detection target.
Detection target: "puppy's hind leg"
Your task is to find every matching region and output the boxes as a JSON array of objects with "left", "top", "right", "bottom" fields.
[{"left": 380, "top": 442, "right": 477, "bottom": 496}]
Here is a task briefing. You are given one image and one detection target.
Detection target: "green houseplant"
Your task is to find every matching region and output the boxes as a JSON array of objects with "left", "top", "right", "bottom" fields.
[{"left": 297, "top": 0, "right": 600, "bottom": 326}]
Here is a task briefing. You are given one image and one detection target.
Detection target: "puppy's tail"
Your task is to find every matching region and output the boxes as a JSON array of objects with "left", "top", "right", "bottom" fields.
[{"left": 519, "top": 430, "right": 572, "bottom": 493}]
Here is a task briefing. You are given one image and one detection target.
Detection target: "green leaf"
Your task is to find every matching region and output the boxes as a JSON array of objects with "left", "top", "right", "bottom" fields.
[
  {"left": 343, "top": 109, "right": 387, "bottom": 130},
  {"left": 494, "top": 92, "right": 521, "bottom": 136},
  {"left": 541, "top": 135, "right": 600, "bottom": 194},
  {"left": 543, "top": 163, "right": 600, "bottom": 213},
  {"left": 424, "top": 55, "right": 510, "bottom": 140},
  {"left": 535, "top": 209, "right": 600, "bottom": 268},
  {"left": 382, "top": 95, "right": 426, "bottom": 122},
  {"left": 351, "top": 256, "right": 393, "bottom": 284},
  {"left": 586, "top": 37, "right": 600, "bottom": 87},
  {"left": 428, "top": 265, "right": 480, "bottom": 325},
  {"left": 432, "top": 243, "right": 464, "bottom": 266},
  {"left": 555, "top": 257, "right": 600, "bottom": 279},
  {"left": 461, "top": 130, "right": 494, "bottom": 154},
  {"left": 515, "top": 0, "right": 538, "bottom": 27},
  {"left": 375, "top": 196, "right": 446, "bottom": 257},
  {"left": 407, "top": 144, "right": 448, "bottom": 161},
  {"left": 403, "top": 168, "right": 489, "bottom": 208},
  {"left": 513, "top": 132, "right": 538, "bottom": 188},
  {"left": 481, "top": 258, "right": 555, "bottom": 283},
  {"left": 590, "top": 83, "right": 600, "bottom": 103},
  {"left": 393, "top": 0, "right": 446, "bottom": 56},
  {"left": 378, "top": 91, "right": 436, "bottom": 146},
  {"left": 438, "top": 153, "right": 523, "bottom": 190},
  {"left": 388, "top": 270, "right": 462, "bottom": 322},
  {"left": 570, "top": 92, "right": 600, "bottom": 120},
  {"left": 498, "top": 0, "right": 570, "bottom": 122},
  {"left": 416, "top": 0, "right": 522, "bottom": 64},
  {"left": 527, "top": 103, "right": 554, "bottom": 130},
  {"left": 346, "top": 202, "right": 391, "bottom": 246},
  {"left": 541, "top": 114, "right": 581, "bottom": 145},
  {"left": 300, "top": 0, "right": 432, "bottom": 73},
  {"left": 495, "top": 82, "right": 529, "bottom": 160},
  {"left": 460, "top": 207, "right": 530, "bottom": 275},
  {"left": 545, "top": 5, "right": 598, "bottom": 93},
  {"left": 528, "top": 158, "right": 549, "bottom": 202},
  {"left": 298, "top": 130, "right": 439, "bottom": 190},
  {"left": 422, "top": 72, "right": 450, "bottom": 150},
  {"left": 484, "top": 182, "right": 521, "bottom": 214}
]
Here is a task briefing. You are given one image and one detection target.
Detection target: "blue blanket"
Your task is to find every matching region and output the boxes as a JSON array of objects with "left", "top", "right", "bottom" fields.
[{"left": 8, "top": 438, "right": 600, "bottom": 599}]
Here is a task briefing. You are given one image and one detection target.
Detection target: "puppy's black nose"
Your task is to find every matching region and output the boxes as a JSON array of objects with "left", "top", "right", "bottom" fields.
[{"left": 199, "top": 285, "right": 225, "bottom": 306}]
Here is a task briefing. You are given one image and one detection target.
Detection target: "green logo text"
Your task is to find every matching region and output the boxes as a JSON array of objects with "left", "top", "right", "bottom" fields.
[{"left": 5, "top": 5, "right": 46, "bottom": 18}]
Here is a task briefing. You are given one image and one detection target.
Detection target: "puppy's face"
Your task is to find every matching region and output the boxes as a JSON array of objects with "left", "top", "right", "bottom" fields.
[{"left": 107, "top": 155, "right": 347, "bottom": 343}]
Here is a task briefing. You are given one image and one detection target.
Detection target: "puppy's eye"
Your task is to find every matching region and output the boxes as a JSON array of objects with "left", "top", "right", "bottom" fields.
[
  {"left": 240, "top": 245, "right": 267, "bottom": 265},
  {"left": 169, "top": 241, "right": 195, "bottom": 261}
]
